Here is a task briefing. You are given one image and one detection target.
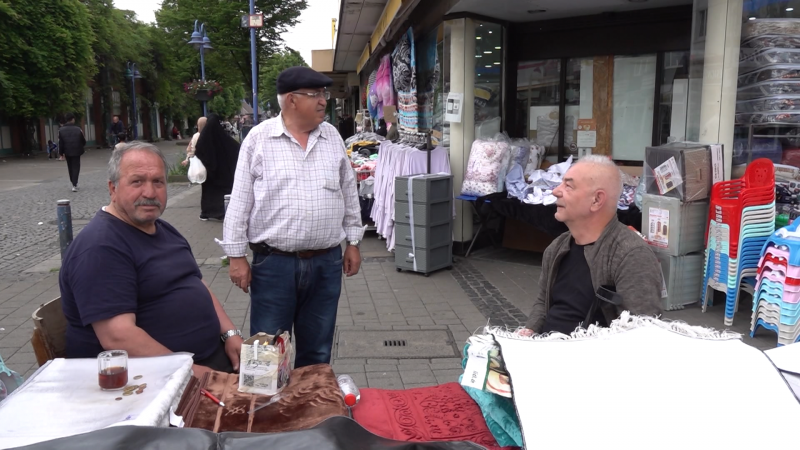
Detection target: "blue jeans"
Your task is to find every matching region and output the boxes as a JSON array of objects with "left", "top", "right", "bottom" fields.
[{"left": 249, "top": 245, "right": 343, "bottom": 368}]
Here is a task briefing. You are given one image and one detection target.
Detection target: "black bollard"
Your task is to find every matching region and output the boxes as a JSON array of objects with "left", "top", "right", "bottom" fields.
[{"left": 57, "top": 199, "right": 74, "bottom": 261}]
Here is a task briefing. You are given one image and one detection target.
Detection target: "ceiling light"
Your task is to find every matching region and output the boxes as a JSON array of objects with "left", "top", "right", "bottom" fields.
[
  {"left": 488, "top": 31, "right": 492, "bottom": 34},
  {"left": 494, "top": 62, "right": 501, "bottom": 65},
  {"left": 484, "top": 51, "right": 492, "bottom": 54},
  {"left": 476, "top": 36, "right": 481, "bottom": 40},
  {"left": 485, "top": 65, "right": 491, "bottom": 68},
  {"left": 476, "top": 55, "right": 482, "bottom": 58},
  {"left": 749, "top": 17, "right": 756, "bottom": 20},
  {"left": 788, "top": 7, "right": 795, "bottom": 11},
  {"left": 495, "top": 46, "right": 501, "bottom": 49},
  {"left": 527, "top": 9, "right": 546, "bottom": 14}
]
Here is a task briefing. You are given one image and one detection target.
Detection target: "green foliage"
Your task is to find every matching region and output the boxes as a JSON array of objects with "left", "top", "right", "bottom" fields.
[
  {"left": 0, "top": 0, "right": 96, "bottom": 117},
  {"left": 155, "top": 0, "right": 307, "bottom": 90},
  {"left": 209, "top": 83, "right": 246, "bottom": 119},
  {"left": 168, "top": 155, "right": 189, "bottom": 176},
  {"left": 259, "top": 48, "right": 308, "bottom": 113}
]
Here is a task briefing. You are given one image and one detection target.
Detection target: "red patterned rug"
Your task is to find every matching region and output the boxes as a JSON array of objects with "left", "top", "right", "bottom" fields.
[{"left": 352, "top": 382, "right": 517, "bottom": 450}]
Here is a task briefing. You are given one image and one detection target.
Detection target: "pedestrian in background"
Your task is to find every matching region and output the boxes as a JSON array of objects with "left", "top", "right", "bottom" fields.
[
  {"left": 47, "top": 140, "right": 59, "bottom": 160},
  {"left": 58, "top": 113, "right": 86, "bottom": 192},
  {"left": 110, "top": 115, "right": 125, "bottom": 146},
  {"left": 194, "top": 114, "right": 239, "bottom": 221},
  {"left": 220, "top": 66, "right": 363, "bottom": 368},
  {"left": 182, "top": 116, "right": 207, "bottom": 167}
]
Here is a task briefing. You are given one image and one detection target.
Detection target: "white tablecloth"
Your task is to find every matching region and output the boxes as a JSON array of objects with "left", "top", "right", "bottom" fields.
[
  {"left": 0, "top": 354, "right": 192, "bottom": 449},
  {"left": 493, "top": 318, "right": 800, "bottom": 449}
]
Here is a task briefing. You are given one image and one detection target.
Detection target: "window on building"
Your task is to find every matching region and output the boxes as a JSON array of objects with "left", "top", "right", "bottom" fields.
[
  {"left": 516, "top": 60, "right": 561, "bottom": 155},
  {"left": 474, "top": 21, "right": 504, "bottom": 140}
]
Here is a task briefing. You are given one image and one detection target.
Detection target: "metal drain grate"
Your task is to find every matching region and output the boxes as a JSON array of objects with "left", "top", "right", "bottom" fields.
[{"left": 335, "top": 329, "right": 460, "bottom": 359}]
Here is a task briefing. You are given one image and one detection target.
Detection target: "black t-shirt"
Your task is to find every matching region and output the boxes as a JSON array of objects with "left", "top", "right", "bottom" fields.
[
  {"left": 541, "top": 239, "right": 607, "bottom": 335},
  {"left": 59, "top": 210, "right": 220, "bottom": 360}
]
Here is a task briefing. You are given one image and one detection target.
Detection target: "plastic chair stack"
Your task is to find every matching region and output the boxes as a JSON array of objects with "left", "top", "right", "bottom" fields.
[
  {"left": 751, "top": 219, "right": 800, "bottom": 345},
  {"left": 701, "top": 159, "right": 775, "bottom": 326}
]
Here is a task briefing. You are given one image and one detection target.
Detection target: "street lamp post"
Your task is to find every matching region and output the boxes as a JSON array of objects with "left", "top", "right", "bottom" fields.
[
  {"left": 124, "top": 62, "right": 142, "bottom": 139},
  {"left": 249, "top": 0, "right": 259, "bottom": 125},
  {"left": 188, "top": 21, "right": 213, "bottom": 116}
]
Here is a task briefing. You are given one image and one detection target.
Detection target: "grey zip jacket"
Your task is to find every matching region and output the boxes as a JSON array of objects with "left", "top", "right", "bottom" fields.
[{"left": 525, "top": 219, "right": 664, "bottom": 332}]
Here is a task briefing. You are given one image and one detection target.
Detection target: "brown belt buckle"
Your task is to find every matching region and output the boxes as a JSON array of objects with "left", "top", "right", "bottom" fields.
[{"left": 296, "top": 251, "right": 315, "bottom": 259}]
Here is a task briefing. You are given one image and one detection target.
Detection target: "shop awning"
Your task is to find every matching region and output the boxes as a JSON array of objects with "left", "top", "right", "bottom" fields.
[{"left": 333, "top": 0, "right": 391, "bottom": 73}]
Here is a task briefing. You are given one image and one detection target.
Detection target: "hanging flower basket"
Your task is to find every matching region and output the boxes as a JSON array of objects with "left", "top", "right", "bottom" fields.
[
  {"left": 194, "top": 89, "right": 212, "bottom": 101},
  {"left": 184, "top": 80, "right": 222, "bottom": 101}
]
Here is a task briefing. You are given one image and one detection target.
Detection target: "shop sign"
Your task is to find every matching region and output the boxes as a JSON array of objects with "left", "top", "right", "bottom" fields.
[
  {"left": 445, "top": 93, "right": 464, "bottom": 123},
  {"left": 576, "top": 119, "right": 597, "bottom": 148}
]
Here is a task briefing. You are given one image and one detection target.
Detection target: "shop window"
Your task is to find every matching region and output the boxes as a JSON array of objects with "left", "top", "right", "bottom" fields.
[
  {"left": 516, "top": 60, "right": 561, "bottom": 155},
  {"left": 612, "top": 54, "right": 657, "bottom": 161},
  {"left": 474, "top": 21, "right": 503, "bottom": 140},
  {"left": 656, "top": 51, "right": 691, "bottom": 145}
]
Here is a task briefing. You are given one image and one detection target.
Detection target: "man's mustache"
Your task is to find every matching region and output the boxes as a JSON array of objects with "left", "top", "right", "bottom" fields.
[{"left": 134, "top": 198, "right": 162, "bottom": 208}]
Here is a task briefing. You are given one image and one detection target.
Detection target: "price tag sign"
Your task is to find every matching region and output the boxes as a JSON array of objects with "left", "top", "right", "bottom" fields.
[{"left": 461, "top": 342, "right": 491, "bottom": 390}]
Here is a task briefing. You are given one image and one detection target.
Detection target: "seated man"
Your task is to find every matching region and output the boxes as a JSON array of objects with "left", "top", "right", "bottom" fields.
[
  {"left": 59, "top": 142, "right": 243, "bottom": 372},
  {"left": 521, "top": 155, "right": 663, "bottom": 336}
]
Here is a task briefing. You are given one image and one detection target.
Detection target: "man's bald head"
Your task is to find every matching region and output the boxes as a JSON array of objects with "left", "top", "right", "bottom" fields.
[{"left": 573, "top": 155, "right": 622, "bottom": 213}]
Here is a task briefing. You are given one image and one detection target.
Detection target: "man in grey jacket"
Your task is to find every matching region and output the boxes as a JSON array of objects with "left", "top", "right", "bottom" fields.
[{"left": 521, "top": 155, "right": 663, "bottom": 336}]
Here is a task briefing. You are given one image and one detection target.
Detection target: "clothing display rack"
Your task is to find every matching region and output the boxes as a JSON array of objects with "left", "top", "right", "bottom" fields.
[{"left": 398, "top": 130, "right": 434, "bottom": 174}]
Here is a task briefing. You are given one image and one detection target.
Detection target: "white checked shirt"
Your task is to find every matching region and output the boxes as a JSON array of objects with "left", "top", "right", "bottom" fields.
[{"left": 218, "top": 115, "right": 363, "bottom": 256}]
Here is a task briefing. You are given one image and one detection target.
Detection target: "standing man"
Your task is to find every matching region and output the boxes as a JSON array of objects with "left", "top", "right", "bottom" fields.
[
  {"left": 110, "top": 115, "right": 125, "bottom": 146},
  {"left": 59, "top": 113, "right": 86, "bottom": 192},
  {"left": 220, "top": 66, "right": 363, "bottom": 368}
]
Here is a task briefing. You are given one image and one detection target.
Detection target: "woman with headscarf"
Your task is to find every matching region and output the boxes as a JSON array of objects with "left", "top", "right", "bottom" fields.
[
  {"left": 193, "top": 114, "right": 241, "bottom": 220},
  {"left": 181, "top": 116, "right": 207, "bottom": 167}
]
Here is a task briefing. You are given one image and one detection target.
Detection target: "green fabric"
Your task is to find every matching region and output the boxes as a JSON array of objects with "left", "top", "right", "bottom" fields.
[{"left": 460, "top": 344, "right": 523, "bottom": 447}]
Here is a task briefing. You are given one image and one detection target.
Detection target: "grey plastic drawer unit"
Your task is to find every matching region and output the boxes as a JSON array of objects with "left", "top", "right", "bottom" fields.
[
  {"left": 395, "top": 174, "right": 453, "bottom": 204},
  {"left": 394, "top": 222, "right": 452, "bottom": 249},
  {"left": 395, "top": 200, "right": 452, "bottom": 227},
  {"left": 395, "top": 243, "right": 453, "bottom": 273}
]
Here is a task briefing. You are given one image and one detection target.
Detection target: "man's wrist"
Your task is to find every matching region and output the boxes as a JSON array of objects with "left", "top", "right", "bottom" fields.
[
  {"left": 220, "top": 329, "right": 243, "bottom": 343},
  {"left": 346, "top": 240, "right": 361, "bottom": 248}
]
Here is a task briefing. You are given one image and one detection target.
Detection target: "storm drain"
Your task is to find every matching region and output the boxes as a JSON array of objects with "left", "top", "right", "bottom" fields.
[{"left": 335, "top": 330, "right": 460, "bottom": 359}]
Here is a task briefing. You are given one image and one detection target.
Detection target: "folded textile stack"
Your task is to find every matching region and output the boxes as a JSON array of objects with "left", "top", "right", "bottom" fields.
[
  {"left": 751, "top": 220, "right": 800, "bottom": 345},
  {"left": 702, "top": 159, "right": 776, "bottom": 326}
]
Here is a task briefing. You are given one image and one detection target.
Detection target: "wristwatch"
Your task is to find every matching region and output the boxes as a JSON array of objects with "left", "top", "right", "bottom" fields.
[
  {"left": 347, "top": 240, "right": 361, "bottom": 248},
  {"left": 220, "top": 329, "right": 243, "bottom": 343}
]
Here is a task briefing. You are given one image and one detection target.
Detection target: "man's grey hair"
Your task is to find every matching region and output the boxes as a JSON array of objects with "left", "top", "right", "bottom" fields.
[
  {"left": 108, "top": 141, "right": 168, "bottom": 186},
  {"left": 277, "top": 93, "right": 288, "bottom": 109},
  {"left": 576, "top": 154, "right": 623, "bottom": 205}
]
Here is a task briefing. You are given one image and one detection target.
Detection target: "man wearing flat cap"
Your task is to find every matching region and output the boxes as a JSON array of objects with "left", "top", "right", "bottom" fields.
[{"left": 220, "top": 66, "right": 363, "bottom": 368}]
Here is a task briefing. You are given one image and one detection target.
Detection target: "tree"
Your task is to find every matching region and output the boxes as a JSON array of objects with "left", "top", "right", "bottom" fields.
[
  {"left": 209, "top": 83, "right": 246, "bottom": 119},
  {"left": 0, "top": 0, "right": 95, "bottom": 117},
  {"left": 155, "top": 0, "right": 307, "bottom": 91},
  {"left": 259, "top": 47, "right": 307, "bottom": 113}
]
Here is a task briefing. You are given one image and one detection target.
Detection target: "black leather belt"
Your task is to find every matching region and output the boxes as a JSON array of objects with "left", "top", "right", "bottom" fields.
[{"left": 249, "top": 242, "right": 334, "bottom": 259}]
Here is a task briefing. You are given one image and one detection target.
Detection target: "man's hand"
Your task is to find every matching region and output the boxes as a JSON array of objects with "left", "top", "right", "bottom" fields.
[
  {"left": 224, "top": 335, "right": 244, "bottom": 373},
  {"left": 517, "top": 328, "right": 534, "bottom": 337},
  {"left": 229, "top": 257, "right": 251, "bottom": 293},
  {"left": 343, "top": 245, "right": 361, "bottom": 277},
  {"left": 181, "top": 160, "right": 188, "bottom": 167}
]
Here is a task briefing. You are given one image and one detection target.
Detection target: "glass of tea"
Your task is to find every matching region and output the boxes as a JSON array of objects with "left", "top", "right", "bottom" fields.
[{"left": 98, "top": 350, "right": 128, "bottom": 390}]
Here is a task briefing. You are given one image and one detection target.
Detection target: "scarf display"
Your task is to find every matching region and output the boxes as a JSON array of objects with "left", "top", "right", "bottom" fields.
[{"left": 392, "top": 28, "right": 418, "bottom": 133}]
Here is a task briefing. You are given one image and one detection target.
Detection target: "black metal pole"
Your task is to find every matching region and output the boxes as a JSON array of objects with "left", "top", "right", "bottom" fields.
[{"left": 57, "top": 200, "right": 74, "bottom": 261}]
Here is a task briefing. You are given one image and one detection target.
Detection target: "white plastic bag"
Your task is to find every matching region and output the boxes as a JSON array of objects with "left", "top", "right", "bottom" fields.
[{"left": 187, "top": 156, "right": 207, "bottom": 184}]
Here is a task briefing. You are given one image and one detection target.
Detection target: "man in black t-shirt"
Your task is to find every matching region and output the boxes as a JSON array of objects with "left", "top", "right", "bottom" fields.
[
  {"left": 59, "top": 142, "right": 244, "bottom": 372},
  {"left": 520, "top": 156, "right": 663, "bottom": 336}
]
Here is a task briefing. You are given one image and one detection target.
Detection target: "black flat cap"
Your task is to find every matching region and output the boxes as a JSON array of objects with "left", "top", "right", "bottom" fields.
[{"left": 276, "top": 67, "right": 333, "bottom": 94}]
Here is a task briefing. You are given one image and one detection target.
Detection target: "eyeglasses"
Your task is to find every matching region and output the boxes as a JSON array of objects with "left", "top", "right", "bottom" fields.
[{"left": 291, "top": 90, "right": 330, "bottom": 100}]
